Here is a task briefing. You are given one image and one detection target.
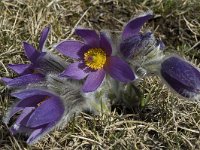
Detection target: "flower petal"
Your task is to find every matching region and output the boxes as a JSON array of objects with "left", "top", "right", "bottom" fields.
[
  {"left": 122, "top": 12, "right": 153, "bottom": 40},
  {"left": 27, "top": 96, "right": 64, "bottom": 128},
  {"left": 104, "top": 56, "right": 135, "bottom": 82},
  {"left": 120, "top": 34, "right": 142, "bottom": 58},
  {"left": 1, "top": 77, "right": 13, "bottom": 85},
  {"left": 26, "top": 123, "right": 53, "bottom": 144},
  {"left": 11, "top": 89, "right": 54, "bottom": 100},
  {"left": 16, "top": 95, "right": 47, "bottom": 107},
  {"left": 82, "top": 69, "right": 106, "bottom": 92},
  {"left": 100, "top": 32, "right": 112, "bottom": 56},
  {"left": 6, "top": 73, "right": 45, "bottom": 88},
  {"left": 39, "top": 26, "right": 50, "bottom": 51},
  {"left": 4, "top": 95, "right": 46, "bottom": 124},
  {"left": 120, "top": 32, "right": 157, "bottom": 58},
  {"left": 160, "top": 56, "right": 200, "bottom": 98},
  {"left": 75, "top": 28, "right": 100, "bottom": 47},
  {"left": 14, "top": 107, "right": 35, "bottom": 126},
  {"left": 56, "top": 40, "right": 84, "bottom": 59},
  {"left": 8, "top": 64, "right": 33, "bottom": 75},
  {"left": 77, "top": 44, "right": 92, "bottom": 59},
  {"left": 8, "top": 108, "right": 34, "bottom": 136},
  {"left": 23, "top": 42, "right": 40, "bottom": 63},
  {"left": 26, "top": 128, "right": 43, "bottom": 144},
  {"left": 60, "top": 62, "right": 89, "bottom": 80}
]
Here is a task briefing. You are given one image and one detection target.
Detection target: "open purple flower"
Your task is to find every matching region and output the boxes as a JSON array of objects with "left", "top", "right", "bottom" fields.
[
  {"left": 120, "top": 12, "right": 164, "bottom": 58},
  {"left": 56, "top": 28, "right": 135, "bottom": 92},
  {"left": 4, "top": 89, "right": 64, "bottom": 144},
  {"left": 1, "top": 26, "right": 62, "bottom": 88},
  {"left": 9, "top": 26, "right": 50, "bottom": 75},
  {"left": 160, "top": 56, "right": 200, "bottom": 100}
]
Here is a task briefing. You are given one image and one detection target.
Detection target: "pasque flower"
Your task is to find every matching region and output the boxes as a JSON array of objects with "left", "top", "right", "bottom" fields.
[
  {"left": 119, "top": 12, "right": 166, "bottom": 79},
  {"left": 56, "top": 28, "right": 135, "bottom": 92},
  {"left": 4, "top": 89, "right": 65, "bottom": 144},
  {"left": 1, "top": 27, "right": 50, "bottom": 87},
  {"left": 160, "top": 56, "right": 200, "bottom": 100},
  {"left": 2, "top": 27, "right": 66, "bottom": 88},
  {"left": 120, "top": 12, "right": 164, "bottom": 58}
]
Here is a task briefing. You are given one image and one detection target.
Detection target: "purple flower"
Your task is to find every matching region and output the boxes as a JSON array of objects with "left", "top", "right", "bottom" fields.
[
  {"left": 56, "top": 28, "right": 135, "bottom": 92},
  {"left": 10, "top": 26, "right": 50, "bottom": 75},
  {"left": 120, "top": 12, "right": 165, "bottom": 58},
  {"left": 4, "top": 89, "right": 64, "bottom": 144},
  {"left": 2, "top": 26, "right": 65, "bottom": 88},
  {"left": 160, "top": 56, "right": 200, "bottom": 100}
]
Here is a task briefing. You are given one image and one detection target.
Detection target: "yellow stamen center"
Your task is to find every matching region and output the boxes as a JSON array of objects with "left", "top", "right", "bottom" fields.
[{"left": 84, "top": 48, "right": 106, "bottom": 70}]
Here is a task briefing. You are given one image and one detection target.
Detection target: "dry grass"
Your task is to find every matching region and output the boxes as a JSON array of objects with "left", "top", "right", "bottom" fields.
[{"left": 0, "top": 0, "right": 200, "bottom": 149}]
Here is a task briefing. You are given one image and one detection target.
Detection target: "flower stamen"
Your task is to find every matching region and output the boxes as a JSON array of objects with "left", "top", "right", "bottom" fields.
[{"left": 84, "top": 48, "right": 106, "bottom": 70}]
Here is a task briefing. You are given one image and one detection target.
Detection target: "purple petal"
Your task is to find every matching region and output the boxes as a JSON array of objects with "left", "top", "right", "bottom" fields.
[
  {"left": 122, "top": 12, "right": 153, "bottom": 40},
  {"left": 23, "top": 42, "right": 40, "bottom": 63},
  {"left": 120, "top": 32, "right": 156, "bottom": 58},
  {"left": 161, "top": 56, "right": 200, "bottom": 98},
  {"left": 4, "top": 95, "right": 46, "bottom": 124},
  {"left": 26, "top": 128, "right": 43, "bottom": 144},
  {"left": 39, "top": 26, "right": 50, "bottom": 51},
  {"left": 75, "top": 28, "right": 100, "bottom": 47},
  {"left": 61, "top": 62, "right": 89, "bottom": 80},
  {"left": 56, "top": 40, "right": 84, "bottom": 59},
  {"left": 1, "top": 77, "right": 13, "bottom": 84},
  {"left": 16, "top": 95, "right": 47, "bottom": 107},
  {"left": 100, "top": 32, "right": 112, "bottom": 56},
  {"left": 9, "top": 111, "right": 35, "bottom": 135},
  {"left": 120, "top": 34, "right": 142, "bottom": 58},
  {"left": 15, "top": 107, "right": 35, "bottom": 126},
  {"left": 11, "top": 89, "right": 54, "bottom": 100},
  {"left": 26, "top": 123, "right": 54, "bottom": 144},
  {"left": 5, "top": 73, "right": 44, "bottom": 88},
  {"left": 8, "top": 64, "right": 33, "bottom": 75},
  {"left": 82, "top": 69, "right": 106, "bottom": 92},
  {"left": 104, "top": 56, "right": 135, "bottom": 82},
  {"left": 77, "top": 44, "right": 92, "bottom": 59},
  {"left": 8, "top": 108, "right": 34, "bottom": 135},
  {"left": 27, "top": 96, "right": 64, "bottom": 128}
]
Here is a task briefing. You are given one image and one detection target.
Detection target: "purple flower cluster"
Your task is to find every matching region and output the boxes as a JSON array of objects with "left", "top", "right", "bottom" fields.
[{"left": 1, "top": 11, "right": 200, "bottom": 144}]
